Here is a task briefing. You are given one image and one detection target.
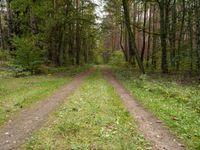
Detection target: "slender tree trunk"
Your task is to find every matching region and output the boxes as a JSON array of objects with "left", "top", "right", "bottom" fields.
[
  {"left": 120, "top": 21, "right": 128, "bottom": 61},
  {"left": 75, "top": 0, "right": 80, "bottom": 65},
  {"left": 6, "top": 0, "right": 13, "bottom": 50},
  {"left": 83, "top": 37, "right": 88, "bottom": 63},
  {"left": 68, "top": 23, "right": 75, "bottom": 64},
  {"left": 188, "top": 9, "right": 193, "bottom": 71},
  {"left": 0, "top": 8, "right": 4, "bottom": 49},
  {"left": 152, "top": 5, "right": 157, "bottom": 70},
  {"left": 132, "top": 1, "right": 137, "bottom": 66},
  {"left": 195, "top": 0, "right": 200, "bottom": 72},
  {"left": 29, "top": 6, "right": 38, "bottom": 34},
  {"left": 177, "top": 0, "right": 186, "bottom": 70},
  {"left": 122, "top": 0, "right": 145, "bottom": 73},
  {"left": 58, "top": 26, "right": 66, "bottom": 66},
  {"left": 141, "top": 1, "right": 147, "bottom": 63},
  {"left": 146, "top": 4, "right": 152, "bottom": 68},
  {"left": 169, "top": 0, "right": 176, "bottom": 68},
  {"left": 125, "top": 28, "right": 130, "bottom": 61},
  {"left": 158, "top": 0, "right": 168, "bottom": 73}
]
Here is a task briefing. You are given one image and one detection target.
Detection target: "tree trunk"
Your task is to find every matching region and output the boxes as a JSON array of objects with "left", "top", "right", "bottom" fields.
[
  {"left": 176, "top": 0, "right": 186, "bottom": 70},
  {"left": 120, "top": 21, "right": 128, "bottom": 61},
  {"left": 188, "top": 9, "right": 193, "bottom": 71},
  {"left": 0, "top": 7, "right": 5, "bottom": 49},
  {"left": 152, "top": 4, "right": 157, "bottom": 70},
  {"left": 125, "top": 28, "right": 130, "bottom": 61},
  {"left": 141, "top": 1, "right": 147, "bottom": 63},
  {"left": 146, "top": 4, "right": 152, "bottom": 68},
  {"left": 122, "top": 0, "right": 145, "bottom": 73},
  {"left": 169, "top": 0, "right": 176, "bottom": 69},
  {"left": 68, "top": 23, "right": 75, "bottom": 64},
  {"left": 158, "top": 0, "right": 168, "bottom": 73},
  {"left": 6, "top": 0, "right": 13, "bottom": 50},
  {"left": 195, "top": 0, "right": 200, "bottom": 72},
  {"left": 75, "top": 0, "right": 80, "bottom": 65}
]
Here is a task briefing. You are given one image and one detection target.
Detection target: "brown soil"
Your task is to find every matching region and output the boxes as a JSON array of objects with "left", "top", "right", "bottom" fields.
[
  {"left": 0, "top": 69, "right": 93, "bottom": 150},
  {"left": 103, "top": 69, "right": 186, "bottom": 150}
]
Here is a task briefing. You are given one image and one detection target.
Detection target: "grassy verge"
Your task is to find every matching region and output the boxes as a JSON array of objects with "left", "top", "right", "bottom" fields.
[
  {"left": 23, "top": 70, "right": 152, "bottom": 150},
  {"left": 111, "top": 66, "right": 200, "bottom": 150},
  {"left": 0, "top": 66, "right": 89, "bottom": 127}
]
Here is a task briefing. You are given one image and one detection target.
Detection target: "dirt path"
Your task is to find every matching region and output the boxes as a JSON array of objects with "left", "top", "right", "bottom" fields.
[
  {"left": 103, "top": 69, "right": 186, "bottom": 150},
  {"left": 0, "top": 69, "right": 93, "bottom": 150}
]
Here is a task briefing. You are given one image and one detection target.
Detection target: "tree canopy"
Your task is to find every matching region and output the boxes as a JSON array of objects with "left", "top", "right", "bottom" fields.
[{"left": 0, "top": 0, "right": 200, "bottom": 75}]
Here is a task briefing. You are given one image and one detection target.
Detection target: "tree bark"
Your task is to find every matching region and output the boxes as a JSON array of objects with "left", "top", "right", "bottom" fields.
[
  {"left": 120, "top": 21, "right": 128, "bottom": 61},
  {"left": 195, "top": 0, "right": 200, "bottom": 72},
  {"left": 169, "top": 0, "right": 176, "bottom": 68},
  {"left": 122, "top": 0, "right": 145, "bottom": 73},
  {"left": 188, "top": 8, "right": 193, "bottom": 71},
  {"left": 152, "top": 4, "right": 157, "bottom": 70},
  {"left": 176, "top": 0, "right": 186, "bottom": 70},
  {"left": 141, "top": 1, "right": 147, "bottom": 64},
  {"left": 158, "top": 0, "right": 169, "bottom": 73},
  {"left": 0, "top": 6, "right": 5, "bottom": 49},
  {"left": 75, "top": 0, "right": 81, "bottom": 65},
  {"left": 146, "top": 4, "right": 152, "bottom": 68}
]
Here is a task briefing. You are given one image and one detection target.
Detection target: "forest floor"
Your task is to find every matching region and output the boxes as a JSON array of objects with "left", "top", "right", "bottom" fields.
[{"left": 0, "top": 66, "right": 199, "bottom": 150}]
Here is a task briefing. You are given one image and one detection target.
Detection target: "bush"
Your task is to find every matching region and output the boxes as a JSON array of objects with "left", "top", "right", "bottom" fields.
[
  {"left": 0, "top": 49, "right": 11, "bottom": 67},
  {"left": 109, "top": 50, "right": 125, "bottom": 66},
  {"left": 0, "top": 49, "right": 10, "bottom": 61},
  {"left": 12, "top": 35, "right": 45, "bottom": 74}
]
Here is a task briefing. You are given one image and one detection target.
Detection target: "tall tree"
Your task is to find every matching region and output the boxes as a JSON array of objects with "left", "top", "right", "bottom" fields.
[
  {"left": 195, "top": 0, "right": 200, "bottom": 72},
  {"left": 122, "top": 0, "right": 145, "bottom": 73},
  {"left": 176, "top": 0, "right": 186, "bottom": 70},
  {"left": 157, "top": 0, "right": 170, "bottom": 73},
  {"left": 141, "top": 1, "right": 147, "bottom": 64}
]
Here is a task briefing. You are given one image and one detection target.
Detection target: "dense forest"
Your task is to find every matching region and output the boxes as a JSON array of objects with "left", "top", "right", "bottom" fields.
[
  {"left": 0, "top": 0, "right": 200, "bottom": 75},
  {"left": 0, "top": 1, "right": 200, "bottom": 150},
  {"left": 102, "top": 0, "right": 200, "bottom": 74},
  {"left": 0, "top": 0, "right": 97, "bottom": 74}
]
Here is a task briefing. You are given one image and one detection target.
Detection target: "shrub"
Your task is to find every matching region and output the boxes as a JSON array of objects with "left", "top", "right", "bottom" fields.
[
  {"left": 109, "top": 50, "right": 125, "bottom": 66},
  {"left": 0, "top": 49, "right": 11, "bottom": 67},
  {"left": 0, "top": 49, "right": 10, "bottom": 61},
  {"left": 12, "top": 35, "right": 45, "bottom": 74}
]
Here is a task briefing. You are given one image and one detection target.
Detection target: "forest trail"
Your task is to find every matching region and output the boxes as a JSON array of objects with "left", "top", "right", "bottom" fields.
[
  {"left": 0, "top": 67, "right": 187, "bottom": 150},
  {"left": 0, "top": 69, "right": 93, "bottom": 150},
  {"left": 103, "top": 69, "right": 186, "bottom": 150}
]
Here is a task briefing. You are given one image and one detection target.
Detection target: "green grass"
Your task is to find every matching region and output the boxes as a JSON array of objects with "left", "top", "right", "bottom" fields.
[
  {"left": 112, "top": 66, "right": 200, "bottom": 150},
  {"left": 0, "top": 66, "right": 89, "bottom": 127},
  {"left": 23, "top": 70, "right": 152, "bottom": 150}
]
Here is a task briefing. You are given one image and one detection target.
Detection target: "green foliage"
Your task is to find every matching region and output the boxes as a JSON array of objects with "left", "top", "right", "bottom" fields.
[
  {"left": 109, "top": 50, "right": 126, "bottom": 66},
  {"left": 0, "top": 49, "right": 11, "bottom": 70},
  {"left": 92, "top": 47, "right": 105, "bottom": 65},
  {"left": 8, "top": 0, "right": 98, "bottom": 67},
  {"left": 12, "top": 36, "right": 45, "bottom": 74},
  {"left": 0, "top": 49, "right": 10, "bottom": 62}
]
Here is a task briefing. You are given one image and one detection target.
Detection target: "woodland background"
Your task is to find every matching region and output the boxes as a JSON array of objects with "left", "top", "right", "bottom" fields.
[{"left": 0, "top": 0, "right": 200, "bottom": 75}]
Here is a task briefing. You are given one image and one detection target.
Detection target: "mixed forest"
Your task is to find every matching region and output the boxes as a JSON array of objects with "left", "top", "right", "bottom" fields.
[
  {"left": 0, "top": 0, "right": 200, "bottom": 150},
  {"left": 0, "top": 0, "right": 200, "bottom": 74}
]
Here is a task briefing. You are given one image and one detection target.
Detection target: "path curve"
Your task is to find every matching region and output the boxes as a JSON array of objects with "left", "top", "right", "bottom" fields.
[
  {"left": 0, "top": 69, "right": 93, "bottom": 150},
  {"left": 103, "top": 69, "right": 186, "bottom": 150}
]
